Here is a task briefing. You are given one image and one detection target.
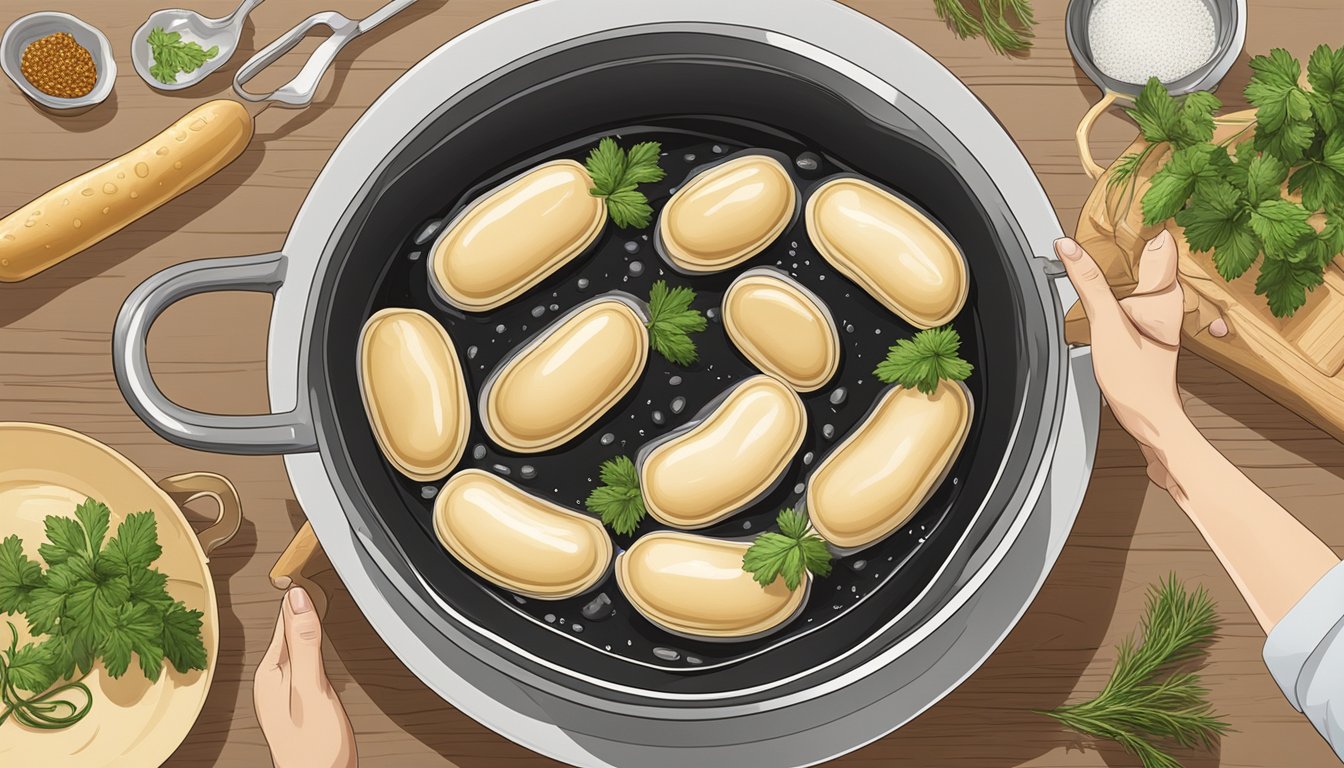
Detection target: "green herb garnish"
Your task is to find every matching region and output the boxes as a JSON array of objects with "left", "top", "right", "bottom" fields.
[
  {"left": 741, "top": 509, "right": 832, "bottom": 591},
  {"left": 0, "top": 499, "right": 208, "bottom": 730},
  {"left": 1116, "top": 45, "right": 1344, "bottom": 318},
  {"left": 933, "top": 0, "right": 1035, "bottom": 55},
  {"left": 1043, "top": 575, "right": 1228, "bottom": 768},
  {"left": 147, "top": 27, "right": 219, "bottom": 85},
  {"left": 645, "top": 280, "right": 706, "bottom": 366},
  {"left": 584, "top": 137, "right": 666, "bottom": 229},
  {"left": 585, "top": 456, "right": 646, "bottom": 536},
  {"left": 873, "top": 326, "right": 974, "bottom": 394}
]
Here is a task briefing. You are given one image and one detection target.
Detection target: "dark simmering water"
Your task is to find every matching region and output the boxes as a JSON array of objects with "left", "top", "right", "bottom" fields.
[{"left": 366, "top": 120, "right": 984, "bottom": 672}]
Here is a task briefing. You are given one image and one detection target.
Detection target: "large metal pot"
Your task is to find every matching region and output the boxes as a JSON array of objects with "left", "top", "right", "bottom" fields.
[{"left": 113, "top": 1, "right": 1099, "bottom": 764}]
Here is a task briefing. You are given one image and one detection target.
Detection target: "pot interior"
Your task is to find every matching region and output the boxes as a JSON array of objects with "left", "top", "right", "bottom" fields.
[{"left": 310, "top": 31, "right": 1047, "bottom": 698}]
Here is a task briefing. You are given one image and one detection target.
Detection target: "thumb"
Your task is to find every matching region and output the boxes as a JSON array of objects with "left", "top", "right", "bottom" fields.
[
  {"left": 282, "top": 587, "right": 328, "bottom": 690},
  {"left": 1055, "top": 237, "right": 1124, "bottom": 335}
]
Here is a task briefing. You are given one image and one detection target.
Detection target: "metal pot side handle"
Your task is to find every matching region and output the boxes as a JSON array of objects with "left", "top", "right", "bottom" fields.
[
  {"left": 158, "top": 471, "right": 244, "bottom": 558},
  {"left": 113, "top": 252, "right": 319, "bottom": 455}
]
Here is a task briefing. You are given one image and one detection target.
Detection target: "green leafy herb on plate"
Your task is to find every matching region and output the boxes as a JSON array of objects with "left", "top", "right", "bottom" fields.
[
  {"left": 1112, "top": 45, "right": 1344, "bottom": 318},
  {"left": 742, "top": 508, "right": 832, "bottom": 591},
  {"left": 584, "top": 456, "right": 646, "bottom": 536},
  {"left": 584, "top": 137, "right": 666, "bottom": 229},
  {"left": 0, "top": 499, "right": 208, "bottom": 730},
  {"left": 147, "top": 27, "right": 219, "bottom": 85},
  {"left": 1042, "top": 575, "right": 1228, "bottom": 768},
  {"left": 645, "top": 280, "right": 707, "bottom": 366},
  {"left": 873, "top": 326, "right": 974, "bottom": 394}
]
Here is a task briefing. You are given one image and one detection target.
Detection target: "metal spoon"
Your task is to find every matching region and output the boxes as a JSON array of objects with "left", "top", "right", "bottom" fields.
[{"left": 131, "top": 0, "right": 265, "bottom": 91}]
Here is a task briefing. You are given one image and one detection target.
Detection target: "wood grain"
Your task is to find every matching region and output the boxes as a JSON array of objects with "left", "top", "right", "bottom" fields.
[{"left": 1, "top": 1, "right": 1341, "bottom": 766}]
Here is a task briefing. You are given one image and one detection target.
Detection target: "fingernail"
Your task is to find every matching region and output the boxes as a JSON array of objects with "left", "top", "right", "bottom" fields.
[
  {"left": 1054, "top": 237, "right": 1081, "bottom": 261},
  {"left": 289, "top": 587, "right": 313, "bottom": 614},
  {"left": 1209, "top": 317, "right": 1228, "bottom": 338},
  {"left": 1147, "top": 229, "right": 1172, "bottom": 250}
]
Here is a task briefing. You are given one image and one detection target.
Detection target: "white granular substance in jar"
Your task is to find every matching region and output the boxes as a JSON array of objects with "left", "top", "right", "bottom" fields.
[{"left": 1088, "top": 0, "right": 1217, "bottom": 84}]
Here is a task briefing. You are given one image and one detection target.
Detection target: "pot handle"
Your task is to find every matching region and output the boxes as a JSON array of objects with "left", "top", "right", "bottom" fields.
[
  {"left": 113, "top": 252, "right": 318, "bottom": 454},
  {"left": 269, "top": 521, "right": 332, "bottom": 618},
  {"left": 159, "top": 472, "right": 243, "bottom": 558},
  {"left": 1076, "top": 90, "right": 1121, "bottom": 180}
]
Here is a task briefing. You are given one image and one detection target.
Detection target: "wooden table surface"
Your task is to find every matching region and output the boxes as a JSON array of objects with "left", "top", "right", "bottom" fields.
[{"left": 2, "top": 0, "right": 1342, "bottom": 765}]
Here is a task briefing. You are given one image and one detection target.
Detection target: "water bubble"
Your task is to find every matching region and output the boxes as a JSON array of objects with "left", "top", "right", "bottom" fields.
[
  {"left": 682, "top": 153, "right": 696, "bottom": 163},
  {"left": 668, "top": 375, "right": 682, "bottom": 386},
  {"left": 653, "top": 647, "right": 681, "bottom": 661},
  {"left": 408, "top": 250, "right": 422, "bottom": 261},
  {"left": 531, "top": 305, "right": 546, "bottom": 318},
  {"left": 494, "top": 324, "right": 507, "bottom": 334},
  {"left": 852, "top": 559, "right": 867, "bottom": 571},
  {"left": 415, "top": 219, "right": 443, "bottom": 245},
  {"left": 711, "top": 145, "right": 723, "bottom": 154},
  {"left": 549, "top": 303, "right": 559, "bottom": 311},
  {"left": 670, "top": 396, "right": 686, "bottom": 414},
  {"left": 803, "top": 451, "right": 815, "bottom": 465},
  {"left": 628, "top": 261, "right": 644, "bottom": 276},
  {"left": 520, "top": 465, "right": 537, "bottom": 480},
  {"left": 822, "top": 424, "right": 836, "bottom": 440},
  {"left": 544, "top": 613, "right": 556, "bottom": 623},
  {"left": 624, "top": 240, "right": 640, "bottom": 254},
  {"left": 652, "top": 411, "right": 665, "bottom": 425},
  {"left": 600, "top": 433, "right": 615, "bottom": 446},
  {"left": 845, "top": 323, "right": 855, "bottom": 333},
  {"left": 581, "top": 593, "right": 613, "bottom": 621},
  {"left": 793, "top": 483, "right": 805, "bottom": 494},
  {"left": 571, "top": 623, "right": 584, "bottom": 633},
  {"left": 706, "top": 308, "right": 718, "bottom": 321},
  {"left": 743, "top": 520, "right": 753, "bottom": 530},
  {"left": 577, "top": 278, "right": 590, "bottom": 290},
  {"left": 421, "top": 486, "right": 438, "bottom": 499},
  {"left": 794, "top": 152, "right": 821, "bottom": 171},
  {"left": 829, "top": 388, "right": 847, "bottom": 406},
  {"left": 492, "top": 463, "right": 511, "bottom": 476}
]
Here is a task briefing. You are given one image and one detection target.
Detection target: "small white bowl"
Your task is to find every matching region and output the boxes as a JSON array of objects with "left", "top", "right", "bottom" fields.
[{"left": 1, "top": 12, "right": 116, "bottom": 110}]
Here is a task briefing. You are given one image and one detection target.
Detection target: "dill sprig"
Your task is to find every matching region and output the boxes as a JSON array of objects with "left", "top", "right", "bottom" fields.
[
  {"left": 932, "top": 0, "right": 1035, "bottom": 55},
  {"left": 1042, "top": 576, "right": 1228, "bottom": 768}
]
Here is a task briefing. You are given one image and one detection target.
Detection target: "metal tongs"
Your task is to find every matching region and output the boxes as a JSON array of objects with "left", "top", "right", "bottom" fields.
[{"left": 232, "top": 0, "right": 416, "bottom": 107}]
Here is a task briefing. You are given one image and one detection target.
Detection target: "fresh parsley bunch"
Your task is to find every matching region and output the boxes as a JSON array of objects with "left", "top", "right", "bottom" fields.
[
  {"left": 147, "top": 27, "right": 219, "bottom": 85},
  {"left": 873, "top": 326, "right": 974, "bottom": 394},
  {"left": 1118, "top": 45, "right": 1344, "bottom": 318},
  {"left": 0, "top": 499, "right": 208, "bottom": 730},
  {"left": 644, "top": 280, "right": 707, "bottom": 366},
  {"left": 584, "top": 138, "right": 666, "bottom": 229},
  {"left": 741, "top": 509, "right": 832, "bottom": 591},
  {"left": 585, "top": 456, "right": 646, "bottom": 536}
]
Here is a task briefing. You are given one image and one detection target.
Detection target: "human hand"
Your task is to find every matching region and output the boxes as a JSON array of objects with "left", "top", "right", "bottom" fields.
[
  {"left": 254, "top": 587, "right": 357, "bottom": 768},
  {"left": 1057, "top": 230, "right": 1193, "bottom": 482}
]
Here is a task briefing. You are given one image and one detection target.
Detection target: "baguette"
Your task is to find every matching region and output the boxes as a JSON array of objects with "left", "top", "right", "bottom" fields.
[{"left": 0, "top": 100, "right": 254, "bottom": 282}]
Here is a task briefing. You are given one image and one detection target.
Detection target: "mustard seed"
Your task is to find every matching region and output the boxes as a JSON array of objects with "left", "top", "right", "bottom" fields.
[{"left": 20, "top": 32, "right": 97, "bottom": 99}]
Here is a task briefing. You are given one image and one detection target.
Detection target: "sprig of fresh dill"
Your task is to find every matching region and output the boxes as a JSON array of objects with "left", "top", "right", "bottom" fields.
[
  {"left": 645, "top": 280, "right": 707, "bottom": 366},
  {"left": 933, "top": 0, "right": 1035, "bottom": 55},
  {"left": 1042, "top": 575, "right": 1228, "bottom": 768}
]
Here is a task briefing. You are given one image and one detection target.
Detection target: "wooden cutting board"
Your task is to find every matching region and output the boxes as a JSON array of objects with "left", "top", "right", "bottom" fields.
[{"left": 1068, "top": 108, "right": 1344, "bottom": 443}]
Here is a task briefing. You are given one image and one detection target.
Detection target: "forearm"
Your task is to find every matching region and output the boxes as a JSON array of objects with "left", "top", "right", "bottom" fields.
[{"left": 1155, "top": 419, "right": 1339, "bottom": 634}]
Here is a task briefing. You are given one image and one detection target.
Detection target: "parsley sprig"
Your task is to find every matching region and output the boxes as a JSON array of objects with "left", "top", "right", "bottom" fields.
[
  {"left": 0, "top": 499, "right": 208, "bottom": 730},
  {"left": 741, "top": 509, "right": 832, "bottom": 591},
  {"left": 873, "top": 326, "right": 974, "bottom": 394},
  {"left": 1043, "top": 576, "right": 1228, "bottom": 768},
  {"left": 147, "top": 27, "right": 219, "bottom": 85},
  {"left": 584, "top": 138, "right": 666, "bottom": 229},
  {"left": 645, "top": 280, "right": 707, "bottom": 366},
  {"left": 933, "top": 0, "right": 1035, "bottom": 56},
  {"left": 1116, "top": 45, "right": 1344, "bottom": 318},
  {"left": 585, "top": 456, "right": 646, "bottom": 536}
]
